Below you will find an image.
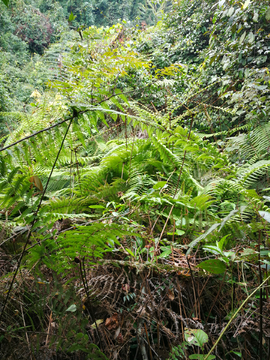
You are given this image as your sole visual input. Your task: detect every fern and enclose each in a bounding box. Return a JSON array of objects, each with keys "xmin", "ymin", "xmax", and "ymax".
[
  {"xmin": 47, "ymin": 223, "xmax": 138, "ymax": 271},
  {"xmin": 225, "ymin": 122, "xmax": 270, "ymax": 162},
  {"xmin": 151, "ymin": 136, "xmax": 181, "ymax": 167},
  {"xmin": 237, "ymin": 160, "xmax": 270, "ymax": 188},
  {"xmin": 41, "ymin": 197, "xmax": 89, "ymax": 215}
]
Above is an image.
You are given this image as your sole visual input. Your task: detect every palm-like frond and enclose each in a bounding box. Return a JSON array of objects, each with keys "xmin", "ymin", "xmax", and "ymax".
[
  {"xmin": 226, "ymin": 122, "xmax": 270, "ymax": 161},
  {"xmin": 237, "ymin": 160, "xmax": 270, "ymax": 188}
]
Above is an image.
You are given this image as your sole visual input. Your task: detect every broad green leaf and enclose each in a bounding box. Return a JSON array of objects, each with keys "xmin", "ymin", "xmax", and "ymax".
[
  {"xmin": 231, "ymin": 351, "xmax": 241, "ymax": 357},
  {"xmin": 158, "ymin": 249, "xmax": 172, "ymax": 258},
  {"xmin": 224, "ymin": 251, "xmax": 236, "ymax": 262},
  {"xmin": 153, "ymin": 181, "xmax": 167, "ymax": 190},
  {"xmin": 1, "ymin": 0, "xmax": 9, "ymax": 6},
  {"xmin": 227, "ymin": 7, "xmax": 234, "ymax": 17},
  {"xmin": 189, "ymin": 356, "xmax": 215, "ymax": 360},
  {"xmin": 239, "ymin": 31, "xmax": 246, "ymax": 44},
  {"xmin": 68, "ymin": 11, "xmax": 76, "ymax": 22},
  {"xmin": 203, "ymin": 245, "xmax": 223, "ymax": 255},
  {"xmin": 189, "ymin": 354, "xmax": 216, "ymax": 360},
  {"xmin": 248, "ymin": 32, "xmax": 255, "ymax": 43},
  {"xmin": 231, "ymin": 24, "xmax": 237, "ymax": 33},
  {"xmin": 217, "ymin": 234, "xmax": 230, "ymax": 252},
  {"xmin": 126, "ymin": 248, "xmax": 135, "ymax": 257},
  {"xmin": 197, "ymin": 259, "xmax": 226, "ymax": 274},
  {"xmin": 66, "ymin": 304, "xmax": 77, "ymax": 312},
  {"xmin": 193, "ymin": 329, "xmax": 208, "ymax": 347},
  {"xmin": 209, "ymin": 55, "xmax": 216, "ymax": 65},
  {"xmin": 242, "ymin": 0, "xmax": 250, "ymax": 10},
  {"xmin": 75, "ymin": 332, "xmax": 84, "ymax": 340},
  {"xmin": 189, "ymin": 355, "xmax": 205, "ymax": 359},
  {"xmin": 167, "ymin": 229, "xmax": 185, "ymax": 236},
  {"xmin": 259, "ymin": 211, "xmax": 270, "ymax": 223},
  {"xmin": 266, "ymin": 7, "xmax": 270, "ymax": 21},
  {"xmin": 101, "ymin": 118, "xmax": 109, "ymax": 127},
  {"xmin": 253, "ymin": 12, "xmax": 259, "ymax": 22},
  {"xmin": 185, "ymin": 328, "xmax": 209, "ymax": 348},
  {"xmin": 89, "ymin": 205, "xmax": 105, "ymax": 209},
  {"xmin": 240, "ymin": 248, "xmax": 257, "ymax": 257}
]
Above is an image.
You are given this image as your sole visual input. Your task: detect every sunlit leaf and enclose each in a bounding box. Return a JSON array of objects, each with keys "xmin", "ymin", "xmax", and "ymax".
[
  {"xmin": 158, "ymin": 249, "xmax": 172, "ymax": 258},
  {"xmin": 167, "ymin": 229, "xmax": 185, "ymax": 236},
  {"xmin": 68, "ymin": 11, "xmax": 76, "ymax": 22},
  {"xmin": 126, "ymin": 248, "xmax": 135, "ymax": 257},
  {"xmin": 242, "ymin": 0, "xmax": 250, "ymax": 10},
  {"xmin": 30, "ymin": 176, "xmax": 43, "ymax": 192},
  {"xmin": 259, "ymin": 211, "xmax": 270, "ymax": 223},
  {"xmin": 266, "ymin": 7, "xmax": 270, "ymax": 21},
  {"xmin": 189, "ymin": 355, "xmax": 215, "ymax": 360},
  {"xmin": 66, "ymin": 304, "xmax": 77, "ymax": 312},
  {"xmin": 153, "ymin": 181, "xmax": 167, "ymax": 190}
]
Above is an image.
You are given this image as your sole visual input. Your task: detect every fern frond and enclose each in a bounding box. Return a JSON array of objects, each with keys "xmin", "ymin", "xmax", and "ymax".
[
  {"xmin": 237, "ymin": 160, "xmax": 270, "ymax": 188},
  {"xmin": 42, "ymin": 197, "xmax": 89, "ymax": 215},
  {"xmin": 55, "ymin": 222, "xmax": 137, "ymax": 267},
  {"xmin": 151, "ymin": 136, "xmax": 180, "ymax": 167}
]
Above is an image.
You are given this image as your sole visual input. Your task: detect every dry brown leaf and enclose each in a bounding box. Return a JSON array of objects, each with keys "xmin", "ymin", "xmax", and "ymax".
[
  {"xmin": 167, "ymin": 289, "xmax": 174, "ymax": 301},
  {"xmin": 105, "ymin": 313, "xmax": 119, "ymax": 330}
]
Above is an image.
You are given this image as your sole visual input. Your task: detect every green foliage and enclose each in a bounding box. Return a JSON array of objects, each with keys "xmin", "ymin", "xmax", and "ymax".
[
  {"xmin": 1, "ymin": 0, "xmax": 9, "ymax": 6},
  {"xmin": 56, "ymin": 223, "xmax": 136, "ymax": 266},
  {"xmin": 205, "ymin": 0, "xmax": 270, "ymax": 76},
  {"xmin": 1, "ymin": 0, "xmax": 270, "ymax": 358},
  {"xmin": 12, "ymin": 3, "xmax": 53, "ymax": 54},
  {"xmin": 168, "ymin": 329, "xmax": 214, "ymax": 360},
  {"xmin": 197, "ymin": 257, "xmax": 227, "ymax": 274}
]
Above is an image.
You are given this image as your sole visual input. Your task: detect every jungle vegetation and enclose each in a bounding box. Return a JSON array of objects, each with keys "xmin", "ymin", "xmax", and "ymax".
[{"xmin": 0, "ymin": 0, "xmax": 270, "ymax": 359}]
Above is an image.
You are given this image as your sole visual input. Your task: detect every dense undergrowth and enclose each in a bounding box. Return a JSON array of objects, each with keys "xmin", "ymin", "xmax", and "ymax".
[{"xmin": 0, "ymin": 0, "xmax": 270, "ymax": 359}]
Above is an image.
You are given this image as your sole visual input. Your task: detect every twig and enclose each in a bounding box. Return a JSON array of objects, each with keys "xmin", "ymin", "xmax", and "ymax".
[
  {"xmin": 0, "ymin": 115, "xmax": 75, "ymax": 152},
  {"xmin": 258, "ymin": 229, "xmax": 263, "ymax": 360},
  {"xmin": 138, "ymin": 319, "xmax": 148, "ymax": 360},
  {"xmin": 204, "ymin": 273, "xmax": 270, "ymax": 360},
  {"xmin": 204, "ymin": 273, "xmax": 226, "ymax": 324},
  {"xmin": 150, "ymin": 206, "xmax": 167, "ymax": 235},
  {"xmin": 20, "ymin": 304, "xmax": 33, "ymax": 360},
  {"xmin": 159, "ymin": 205, "xmax": 174, "ymax": 241},
  {"xmin": 0, "ymin": 87, "xmax": 149, "ymax": 152},
  {"xmin": 77, "ymin": 257, "xmax": 102, "ymax": 347},
  {"xmin": 144, "ymin": 323, "xmax": 153, "ymax": 360},
  {"xmin": 45, "ymin": 311, "xmax": 53, "ymax": 346},
  {"xmin": 173, "ymin": 114, "xmax": 194, "ymax": 198},
  {"xmin": 186, "ymin": 256, "xmax": 198, "ymax": 319}
]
